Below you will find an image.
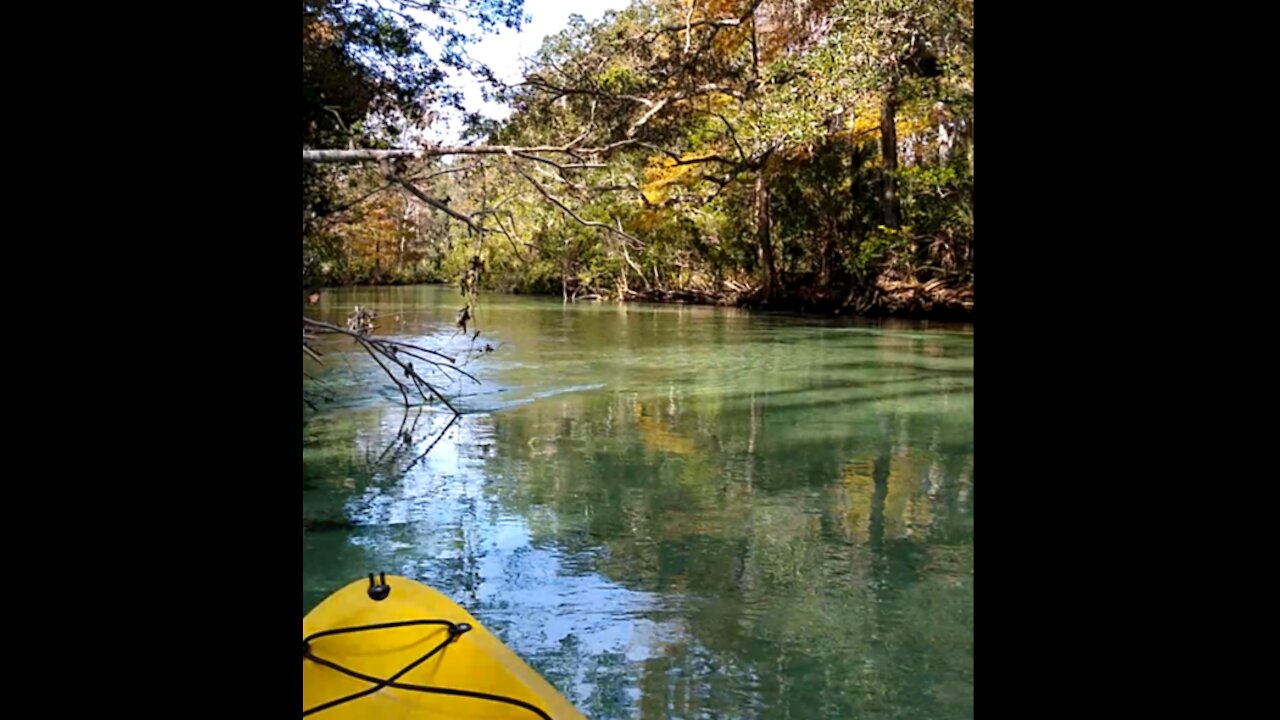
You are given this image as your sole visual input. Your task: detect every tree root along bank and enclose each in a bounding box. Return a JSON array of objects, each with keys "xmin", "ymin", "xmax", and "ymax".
[{"xmin": 614, "ymin": 278, "xmax": 972, "ymax": 320}]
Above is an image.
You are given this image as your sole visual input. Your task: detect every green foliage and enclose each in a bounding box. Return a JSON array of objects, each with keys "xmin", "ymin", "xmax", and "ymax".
[
  {"xmin": 302, "ymin": 0, "xmax": 527, "ymax": 288},
  {"xmin": 897, "ymin": 163, "xmax": 972, "ymax": 249},
  {"xmin": 855, "ymin": 226, "xmax": 912, "ymax": 278},
  {"xmin": 308, "ymin": 0, "xmax": 973, "ymax": 317}
]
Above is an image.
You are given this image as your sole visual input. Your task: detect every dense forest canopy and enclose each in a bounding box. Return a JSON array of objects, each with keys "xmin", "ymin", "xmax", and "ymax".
[{"xmin": 302, "ymin": 0, "xmax": 973, "ymax": 318}]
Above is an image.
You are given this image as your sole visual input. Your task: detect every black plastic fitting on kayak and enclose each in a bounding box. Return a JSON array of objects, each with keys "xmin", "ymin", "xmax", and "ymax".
[{"xmin": 367, "ymin": 572, "xmax": 391, "ymax": 601}]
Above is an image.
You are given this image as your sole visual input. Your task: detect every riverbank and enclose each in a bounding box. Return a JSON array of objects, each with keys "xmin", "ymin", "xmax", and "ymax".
[
  {"xmin": 612, "ymin": 276, "xmax": 973, "ymax": 321},
  {"xmin": 309, "ymin": 277, "xmax": 973, "ymax": 322}
]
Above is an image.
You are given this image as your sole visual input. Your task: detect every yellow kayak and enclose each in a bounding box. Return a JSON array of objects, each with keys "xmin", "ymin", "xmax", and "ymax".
[{"xmin": 303, "ymin": 573, "xmax": 587, "ymax": 719}]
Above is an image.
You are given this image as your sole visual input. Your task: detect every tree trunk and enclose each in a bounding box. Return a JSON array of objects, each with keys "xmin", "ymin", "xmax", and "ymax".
[
  {"xmin": 880, "ymin": 93, "xmax": 901, "ymax": 229},
  {"xmin": 755, "ymin": 172, "xmax": 777, "ymax": 302},
  {"xmin": 963, "ymin": 111, "xmax": 973, "ymax": 271},
  {"xmin": 967, "ymin": 112, "xmax": 973, "ymax": 229},
  {"xmin": 820, "ymin": 228, "xmax": 835, "ymax": 290},
  {"xmin": 398, "ymin": 201, "xmax": 410, "ymax": 271}
]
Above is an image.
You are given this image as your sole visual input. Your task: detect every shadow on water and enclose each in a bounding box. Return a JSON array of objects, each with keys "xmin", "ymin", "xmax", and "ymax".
[{"xmin": 303, "ymin": 285, "xmax": 973, "ymax": 720}]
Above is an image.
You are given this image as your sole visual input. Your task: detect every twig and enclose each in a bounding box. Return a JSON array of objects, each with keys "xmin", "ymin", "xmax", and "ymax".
[
  {"xmin": 357, "ymin": 339, "xmax": 411, "ymax": 406},
  {"xmin": 405, "ymin": 414, "xmax": 460, "ymax": 471},
  {"xmin": 389, "ymin": 173, "xmax": 487, "ymax": 235},
  {"xmin": 302, "ymin": 315, "xmax": 469, "ymax": 413},
  {"xmin": 302, "ymin": 141, "xmax": 637, "ymax": 164},
  {"xmin": 516, "ymin": 167, "xmax": 642, "ymax": 246}
]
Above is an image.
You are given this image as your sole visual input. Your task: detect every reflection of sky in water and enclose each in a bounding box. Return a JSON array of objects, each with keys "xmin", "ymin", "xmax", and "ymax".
[{"xmin": 342, "ymin": 414, "xmax": 681, "ymax": 711}]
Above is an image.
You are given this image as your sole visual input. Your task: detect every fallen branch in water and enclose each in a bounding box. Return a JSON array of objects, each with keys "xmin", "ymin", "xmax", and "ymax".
[{"xmin": 302, "ymin": 310, "xmax": 480, "ymax": 414}]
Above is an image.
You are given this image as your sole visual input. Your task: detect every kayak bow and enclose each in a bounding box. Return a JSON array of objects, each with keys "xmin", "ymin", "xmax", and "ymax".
[{"xmin": 303, "ymin": 573, "xmax": 586, "ymax": 719}]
